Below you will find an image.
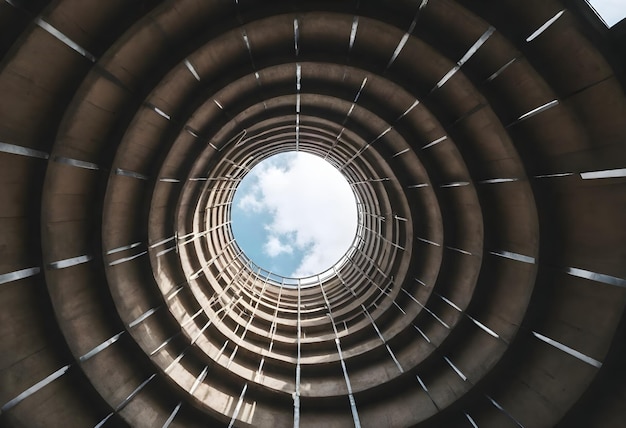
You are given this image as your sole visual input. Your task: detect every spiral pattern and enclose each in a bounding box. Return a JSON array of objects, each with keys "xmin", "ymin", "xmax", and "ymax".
[{"xmin": 1, "ymin": 1, "xmax": 625, "ymax": 427}]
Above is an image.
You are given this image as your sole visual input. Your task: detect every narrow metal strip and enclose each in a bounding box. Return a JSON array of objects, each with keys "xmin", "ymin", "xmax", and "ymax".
[
  {"xmin": 417, "ymin": 237, "xmax": 440, "ymax": 246},
  {"xmin": 490, "ymin": 250, "xmax": 535, "ymax": 264},
  {"xmin": 354, "ymin": 77, "xmax": 368, "ymax": 102},
  {"xmin": 296, "ymin": 63, "xmax": 302, "ymax": 91},
  {"xmin": 242, "ymin": 29, "xmax": 254, "ymax": 60},
  {"xmin": 413, "ymin": 324, "xmax": 431, "ymax": 343},
  {"xmin": 398, "ymin": 99, "xmax": 420, "ymax": 120},
  {"xmin": 401, "ymin": 288, "xmax": 419, "ymax": 304},
  {"xmin": 437, "ymin": 294, "xmax": 462, "ymax": 312},
  {"xmin": 486, "ymin": 395, "xmax": 525, "ymax": 428},
  {"xmin": 416, "ymin": 374, "xmax": 440, "ymax": 411},
  {"xmin": 189, "ymin": 366, "xmax": 208, "ymax": 395},
  {"xmin": 0, "ymin": 142, "xmax": 48, "ymax": 159},
  {"xmin": 79, "ymin": 332, "xmax": 124, "ymax": 362},
  {"xmin": 394, "ymin": 301, "xmax": 406, "ymax": 315},
  {"xmin": 115, "ymin": 374, "xmax": 156, "ymax": 412},
  {"xmin": 444, "ymin": 356, "xmax": 467, "ymax": 381},
  {"xmin": 48, "ymin": 254, "xmax": 92, "ymax": 269},
  {"xmin": 106, "ymin": 242, "xmax": 142, "ymax": 255},
  {"xmin": 185, "ymin": 126, "xmax": 200, "ymax": 138},
  {"xmin": 165, "ymin": 350, "xmax": 187, "ymax": 373},
  {"xmin": 446, "ymin": 246, "xmax": 472, "ymax": 255},
  {"xmin": 465, "ymin": 412, "xmax": 479, "ymax": 428},
  {"xmin": 181, "ymin": 308, "xmax": 204, "ymax": 328},
  {"xmin": 372, "ymin": 126, "xmax": 392, "ymax": 143},
  {"xmin": 478, "ymin": 178, "xmax": 518, "ymax": 184},
  {"xmin": 413, "ymin": 300, "xmax": 450, "ymax": 329},
  {"xmin": 227, "ymin": 384, "xmax": 248, "ymax": 428},
  {"xmin": 191, "ymin": 320, "xmax": 212, "ymax": 344},
  {"xmin": 150, "ymin": 333, "xmax": 180, "ymax": 356},
  {"xmin": 128, "ymin": 307, "xmax": 160, "ymax": 328},
  {"xmin": 532, "ymin": 331, "xmax": 602, "ymax": 368},
  {"xmin": 109, "ymin": 250, "xmax": 147, "ymax": 267},
  {"xmin": 184, "ymin": 59, "xmax": 201, "ymax": 81},
  {"xmin": 94, "ymin": 412, "xmax": 114, "ymax": 428},
  {"xmin": 416, "ymin": 376, "xmax": 429, "ymax": 392},
  {"xmin": 526, "ymin": 10, "xmax": 565, "ymax": 42},
  {"xmin": 1, "ymin": 364, "xmax": 71, "ymax": 412},
  {"xmin": 452, "ymin": 103, "xmax": 486, "ymax": 126},
  {"xmin": 516, "ymin": 100, "xmax": 559, "ymax": 122},
  {"xmin": 486, "ymin": 57, "xmax": 517, "ymax": 82},
  {"xmin": 362, "ymin": 305, "xmax": 386, "ymax": 342},
  {"xmin": 347, "ymin": 392, "xmax": 361, "ymax": 428},
  {"xmin": 466, "ymin": 315, "xmax": 499, "ymax": 339},
  {"xmin": 115, "ymin": 168, "xmax": 148, "ymax": 180},
  {"xmin": 422, "ymin": 135, "xmax": 447, "ymax": 149},
  {"xmin": 565, "ymin": 267, "xmax": 626, "ymax": 287},
  {"xmin": 458, "ymin": 26, "xmax": 495, "ymax": 66},
  {"xmin": 580, "ymin": 168, "xmax": 626, "ymax": 179},
  {"xmin": 349, "ymin": 16, "xmax": 359, "ymax": 50},
  {"xmin": 166, "ymin": 286, "xmax": 185, "ymax": 301},
  {"xmin": 434, "ymin": 65, "xmax": 460, "ymax": 89},
  {"xmin": 0, "ymin": 267, "xmax": 40, "ymax": 285},
  {"xmin": 346, "ymin": 103, "xmax": 356, "ymax": 118},
  {"xmin": 156, "ymin": 246, "xmax": 177, "ymax": 257},
  {"xmin": 392, "ymin": 148, "xmax": 410, "ymax": 158},
  {"xmin": 150, "ymin": 236, "xmax": 175, "ymax": 248},
  {"xmin": 386, "ymin": 344, "xmax": 404, "ymax": 373},
  {"xmin": 387, "ymin": 32, "xmax": 410, "ymax": 68},
  {"xmin": 149, "ymin": 105, "xmax": 170, "ymax": 120},
  {"xmin": 53, "ymin": 155, "xmax": 99, "ymax": 170},
  {"xmin": 440, "ymin": 182, "xmax": 470, "ymax": 188},
  {"xmin": 189, "ymin": 267, "xmax": 204, "ymax": 281},
  {"xmin": 534, "ymin": 172, "xmax": 573, "ymax": 178},
  {"xmin": 36, "ymin": 18, "xmax": 96, "ymax": 62},
  {"xmin": 293, "ymin": 18, "xmax": 300, "ymax": 56},
  {"xmin": 162, "ymin": 402, "xmax": 182, "ymax": 428}
]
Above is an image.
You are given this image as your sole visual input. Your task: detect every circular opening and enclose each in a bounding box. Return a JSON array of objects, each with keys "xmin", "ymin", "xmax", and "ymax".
[{"xmin": 231, "ymin": 151, "xmax": 358, "ymax": 278}]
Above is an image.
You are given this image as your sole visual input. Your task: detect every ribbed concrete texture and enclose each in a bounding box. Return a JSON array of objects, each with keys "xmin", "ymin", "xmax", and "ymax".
[{"xmin": 1, "ymin": 0, "xmax": 625, "ymax": 427}]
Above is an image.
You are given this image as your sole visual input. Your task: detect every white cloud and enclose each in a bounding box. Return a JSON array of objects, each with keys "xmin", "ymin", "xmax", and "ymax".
[
  {"xmin": 264, "ymin": 236, "xmax": 293, "ymax": 257},
  {"xmin": 235, "ymin": 152, "xmax": 358, "ymax": 277},
  {"xmin": 238, "ymin": 193, "xmax": 264, "ymax": 212}
]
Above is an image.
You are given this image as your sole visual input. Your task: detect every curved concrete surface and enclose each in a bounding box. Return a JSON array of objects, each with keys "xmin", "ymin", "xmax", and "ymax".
[{"xmin": 1, "ymin": 1, "xmax": 625, "ymax": 427}]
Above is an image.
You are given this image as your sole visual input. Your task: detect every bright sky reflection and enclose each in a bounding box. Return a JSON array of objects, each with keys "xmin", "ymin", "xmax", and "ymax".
[{"xmin": 587, "ymin": 0, "xmax": 626, "ymax": 27}]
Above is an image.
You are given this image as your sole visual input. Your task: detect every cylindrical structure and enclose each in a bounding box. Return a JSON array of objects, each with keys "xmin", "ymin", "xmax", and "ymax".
[{"xmin": 1, "ymin": 1, "xmax": 625, "ymax": 427}]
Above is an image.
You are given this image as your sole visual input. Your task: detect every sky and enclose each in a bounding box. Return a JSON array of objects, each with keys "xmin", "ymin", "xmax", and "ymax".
[
  {"xmin": 231, "ymin": 152, "xmax": 358, "ymax": 278},
  {"xmin": 588, "ymin": 0, "xmax": 626, "ymax": 27}
]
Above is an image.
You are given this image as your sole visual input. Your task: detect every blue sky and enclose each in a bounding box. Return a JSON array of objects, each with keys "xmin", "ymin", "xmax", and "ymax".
[{"xmin": 231, "ymin": 152, "xmax": 358, "ymax": 278}]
